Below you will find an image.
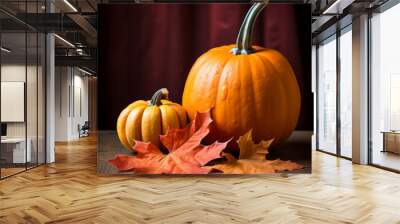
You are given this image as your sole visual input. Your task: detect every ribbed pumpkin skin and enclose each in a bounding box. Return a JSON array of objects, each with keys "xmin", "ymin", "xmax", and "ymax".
[
  {"xmin": 117, "ymin": 99, "xmax": 187, "ymax": 150},
  {"xmin": 182, "ymin": 44, "xmax": 301, "ymax": 146}
]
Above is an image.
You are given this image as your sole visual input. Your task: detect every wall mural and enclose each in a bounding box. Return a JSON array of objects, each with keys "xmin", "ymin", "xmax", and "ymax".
[{"xmin": 97, "ymin": 3, "xmax": 312, "ymax": 174}]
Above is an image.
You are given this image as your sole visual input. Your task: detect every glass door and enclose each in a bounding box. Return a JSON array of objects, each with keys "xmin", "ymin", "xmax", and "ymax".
[
  {"xmin": 339, "ymin": 27, "xmax": 352, "ymax": 158},
  {"xmin": 316, "ymin": 25, "xmax": 353, "ymax": 159},
  {"xmin": 317, "ymin": 35, "xmax": 337, "ymax": 154}
]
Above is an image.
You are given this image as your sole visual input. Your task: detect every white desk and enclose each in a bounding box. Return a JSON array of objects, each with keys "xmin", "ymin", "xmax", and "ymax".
[{"xmin": 1, "ymin": 138, "xmax": 31, "ymax": 163}]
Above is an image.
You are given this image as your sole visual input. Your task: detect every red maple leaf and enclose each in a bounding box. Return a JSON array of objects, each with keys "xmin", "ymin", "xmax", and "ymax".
[{"xmin": 109, "ymin": 111, "xmax": 229, "ymax": 174}]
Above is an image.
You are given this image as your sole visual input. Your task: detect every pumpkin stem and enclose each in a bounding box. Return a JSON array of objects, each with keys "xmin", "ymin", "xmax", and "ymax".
[
  {"xmin": 150, "ymin": 88, "xmax": 169, "ymax": 106},
  {"xmin": 231, "ymin": 1, "xmax": 269, "ymax": 55}
]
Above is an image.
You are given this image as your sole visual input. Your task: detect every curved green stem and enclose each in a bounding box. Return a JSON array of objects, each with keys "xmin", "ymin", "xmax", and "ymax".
[
  {"xmin": 150, "ymin": 88, "xmax": 169, "ymax": 106},
  {"xmin": 231, "ymin": 1, "xmax": 269, "ymax": 55}
]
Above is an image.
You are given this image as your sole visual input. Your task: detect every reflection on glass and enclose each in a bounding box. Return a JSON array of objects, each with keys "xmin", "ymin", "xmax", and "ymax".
[
  {"xmin": 371, "ymin": 3, "xmax": 400, "ymax": 171},
  {"xmin": 318, "ymin": 37, "xmax": 337, "ymax": 154},
  {"xmin": 340, "ymin": 29, "xmax": 352, "ymax": 158},
  {"xmin": 27, "ymin": 31, "xmax": 38, "ymax": 169}
]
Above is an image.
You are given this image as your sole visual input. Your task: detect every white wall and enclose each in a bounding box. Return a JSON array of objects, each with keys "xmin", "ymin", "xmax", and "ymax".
[
  {"xmin": 55, "ymin": 66, "xmax": 89, "ymax": 141},
  {"xmin": 72, "ymin": 73, "xmax": 89, "ymax": 138},
  {"xmin": 1, "ymin": 65, "xmax": 28, "ymax": 140},
  {"xmin": 1, "ymin": 65, "xmax": 42, "ymax": 137},
  {"xmin": 55, "ymin": 66, "xmax": 70, "ymax": 141},
  {"xmin": 1, "ymin": 64, "xmax": 46, "ymax": 163}
]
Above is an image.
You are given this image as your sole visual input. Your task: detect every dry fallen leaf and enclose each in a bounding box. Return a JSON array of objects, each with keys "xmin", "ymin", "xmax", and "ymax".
[
  {"xmin": 109, "ymin": 111, "xmax": 229, "ymax": 174},
  {"xmin": 211, "ymin": 130, "xmax": 303, "ymax": 174}
]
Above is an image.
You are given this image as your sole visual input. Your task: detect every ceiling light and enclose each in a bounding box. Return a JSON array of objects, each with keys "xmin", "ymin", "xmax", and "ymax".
[
  {"xmin": 63, "ymin": 0, "xmax": 78, "ymax": 12},
  {"xmin": 1, "ymin": 47, "xmax": 11, "ymax": 53},
  {"xmin": 76, "ymin": 48, "xmax": 86, "ymax": 56},
  {"xmin": 54, "ymin": 34, "xmax": 75, "ymax": 48},
  {"xmin": 78, "ymin": 67, "xmax": 93, "ymax": 76}
]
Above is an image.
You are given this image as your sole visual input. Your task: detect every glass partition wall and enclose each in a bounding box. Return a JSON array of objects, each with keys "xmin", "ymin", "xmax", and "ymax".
[
  {"xmin": 316, "ymin": 0, "xmax": 400, "ymax": 171},
  {"xmin": 0, "ymin": 3, "xmax": 46, "ymax": 179},
  {"xmin": 370, "ymin": 3, "xmax": 400, "ymax": 171},
  {"xmin": 0, "ymin": 31, "xmax": 27, "ymax": 177},
  {"xmin": 316, "ymin": 26, "xmax": 352, "ymax": 159}
]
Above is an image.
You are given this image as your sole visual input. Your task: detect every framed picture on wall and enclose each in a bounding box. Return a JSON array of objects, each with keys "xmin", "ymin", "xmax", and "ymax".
[{"xmin": 97, "ymin": 2, "xmax": 312, "ymax": 175}]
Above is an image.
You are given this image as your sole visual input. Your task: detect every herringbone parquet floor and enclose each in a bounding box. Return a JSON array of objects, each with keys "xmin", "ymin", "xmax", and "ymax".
[{"xmin": 1, "ymin": 134, "xmax": 400, "ymax": 224}]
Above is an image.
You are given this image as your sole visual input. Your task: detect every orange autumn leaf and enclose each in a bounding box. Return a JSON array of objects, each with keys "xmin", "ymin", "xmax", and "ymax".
[
  {"xmin": 109, "ymin": 111, "xmax": 229, "ymax": 174},
  {"xmin": 211, "ymin": 130, "xmax": 303, "ymax": 174}
]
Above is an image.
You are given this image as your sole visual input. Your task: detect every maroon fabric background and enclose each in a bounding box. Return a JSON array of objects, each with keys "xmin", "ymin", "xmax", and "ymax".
[{"xmin": 98, "ymin": 4, "xmax": 312, "ymax": 131}]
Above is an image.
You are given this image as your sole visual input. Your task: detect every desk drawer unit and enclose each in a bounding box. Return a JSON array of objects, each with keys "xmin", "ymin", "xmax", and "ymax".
[
  {"xmin": 0, "ymin": 139, "xmax": 31, "ymax": 164},
  {"xmin": 383, "ymin": 132, "xmax": 400, "ymax": 154}
]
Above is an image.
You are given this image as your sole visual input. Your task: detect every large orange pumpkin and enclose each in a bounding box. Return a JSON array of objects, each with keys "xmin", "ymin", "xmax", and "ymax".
[
  {"xmin": 182, "ymin": 2, "xmax": 301, "ymax": 146},
  {"xmin": 117, "ymin": 88, "xmax": 187, "ymax": 150}
]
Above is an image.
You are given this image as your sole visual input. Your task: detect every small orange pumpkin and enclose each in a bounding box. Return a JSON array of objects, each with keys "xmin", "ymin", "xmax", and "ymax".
[
  {"xmin": 182, "ymin": 3, "xmax": 301, "ymax": 145},
  {"xmin": 117, "ymin": 88, "xmax": 187, "ymax": 150}
]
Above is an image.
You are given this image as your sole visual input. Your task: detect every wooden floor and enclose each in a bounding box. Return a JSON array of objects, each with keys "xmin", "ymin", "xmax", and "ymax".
[
  {"xmin": 1, "ymin": 135, "xmax": 400, "ymax": 223},
  {"xmin": 1, "ymin": 167, "xmax": 26, "ymax": 178},
  {"xmin": 372, "ymin": 150, "xmax": 400, "ymax": 171}
]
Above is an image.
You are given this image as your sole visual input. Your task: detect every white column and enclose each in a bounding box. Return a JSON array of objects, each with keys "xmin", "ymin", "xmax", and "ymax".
[
  {"xmin": 45, "ymin": 0, "xmax": 56, "ymax": 163},
  {"xmin": 352, "ymin": 14, "xmax": 369, "ymax": 164},
  {"xmin": 46, "ymin": 33, "xmax": 55, "ymax": 163}
]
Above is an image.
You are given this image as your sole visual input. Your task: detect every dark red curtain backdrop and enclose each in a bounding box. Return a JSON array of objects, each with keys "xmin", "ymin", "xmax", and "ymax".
[{"xmin": 98, "ymin": 4, "xmax": 312, "ymax": 130}]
